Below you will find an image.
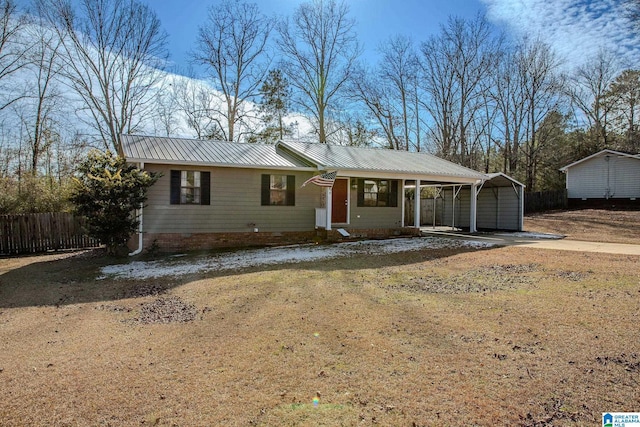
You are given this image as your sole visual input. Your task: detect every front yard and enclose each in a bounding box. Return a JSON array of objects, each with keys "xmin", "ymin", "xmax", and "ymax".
[{"xmin": 0, "ymin": 210, "xmax": 638, "ymax": 426}]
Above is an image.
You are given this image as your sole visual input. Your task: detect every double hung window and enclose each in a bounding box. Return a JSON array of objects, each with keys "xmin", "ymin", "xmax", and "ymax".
[
  {"xmin": 261, "ymin": 174, "xmax": 295, "ymax": 206},
  {"xmin": 170, "ymin": 170, "xmax": 211, "ymax": 205}
]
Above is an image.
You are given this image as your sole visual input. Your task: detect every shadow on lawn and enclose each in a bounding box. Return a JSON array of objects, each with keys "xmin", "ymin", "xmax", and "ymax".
[
  {"xmin": 0, "ymin": 249, "xmax": 136, "ymax": 309},
  {"xmin": 0, "ymin": 244, "xmax": 493, "ymax": 309}
]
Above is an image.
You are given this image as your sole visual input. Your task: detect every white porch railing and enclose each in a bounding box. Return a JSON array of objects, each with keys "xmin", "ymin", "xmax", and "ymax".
[{"xmin": 315, "ymin": 208, "xmax": 327, "ymax": 228}]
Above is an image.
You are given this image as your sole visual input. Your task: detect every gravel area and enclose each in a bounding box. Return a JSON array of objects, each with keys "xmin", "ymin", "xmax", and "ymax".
[
  {"xmin": 390, "ymin": 263, "xmax": 541, "ymax": 294},
  {"xmin": 132, "ymin": 296, "xmax": 199, "ymax": 324}
]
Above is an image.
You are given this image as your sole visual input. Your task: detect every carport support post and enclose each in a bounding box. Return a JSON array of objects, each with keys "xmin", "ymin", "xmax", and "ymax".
[
  {"xmin": 325, "ymin": 186, "xmax": 332, "ymax": 231},
  {"xmin": 470, "ymin": 182, "xmax": 479, "ymax": 233},
  {"xmin": 401, "ymin": 180, "xmax": 406, "ymax": 227},
  {"xmin": 414, "ymin": 179, "xmax": 421, "ymax": 228}
]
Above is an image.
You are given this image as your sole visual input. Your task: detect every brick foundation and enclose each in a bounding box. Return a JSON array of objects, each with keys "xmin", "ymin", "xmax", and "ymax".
[{"xmin": 130, "ymin": 227, "xmax": 421, "ymax": 253}]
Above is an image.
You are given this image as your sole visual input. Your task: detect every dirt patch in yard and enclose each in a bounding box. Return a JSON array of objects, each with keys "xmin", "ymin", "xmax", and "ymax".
[
  {"xmin": 525, "ymin": 209, "xmax": 640, "ymax": 244},
  {"xmin": 388, "ymin": 263, "xmax": 541, "ymax": 294},
  {"xmin": 0, "ymin": 210, "xmax": 639, "ymax": 426}
]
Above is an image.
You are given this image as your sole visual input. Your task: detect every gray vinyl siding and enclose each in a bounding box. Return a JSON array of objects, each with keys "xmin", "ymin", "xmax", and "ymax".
[
  {"xmin": 143, "ymin": 164, "xmax": 321, "ymax": 233},
  {"xmin": 566, "ymin": 156, "xmax": 609, "ymax": 199},
  {"xmin": 567, "ymin": 155, "xmax": 640, "ymax": 199},
  {"xmin": 441, "ymin": 185, "xmax": 522, "ymax": 231},
  {"xmin": 441, "ymin": 188, "xmax": 471, "ymax": 228},
  {"xmin": 611, "ymin": 157, "xmax": 640, "ymax": 198},
  {"xmin": 477, "ymin": 187, "xmax": 521, "ymax": 231},
  {"xmin": 349, "ymin": 204, "xmax": 402, "ymax": 229},
  {"xmin": 348, "ymin": 180, "xmax": 403, "ymax": 229}
]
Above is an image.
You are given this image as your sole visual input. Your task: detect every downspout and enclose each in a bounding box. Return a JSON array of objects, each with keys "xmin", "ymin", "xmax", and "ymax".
[
  {"xmin": 129, "ymin": 162, "xmax": 145, "ymax": 256},
  {"xmin": 605, "ymin": 155, "xmax": 610, "ymax": 199}
]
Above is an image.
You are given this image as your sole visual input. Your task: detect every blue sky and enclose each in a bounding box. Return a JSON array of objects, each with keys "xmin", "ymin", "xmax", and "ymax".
[
  {"xmin": 149, "ymin": 0, "xmax": 640, "ymax": 74},
  {"xmin": 16, "ymin": 0, "xmax": 640, "ymax": 72},
  {"xmin": 153, "ymin": 0, "xmax": 484, "ymax": 73}
]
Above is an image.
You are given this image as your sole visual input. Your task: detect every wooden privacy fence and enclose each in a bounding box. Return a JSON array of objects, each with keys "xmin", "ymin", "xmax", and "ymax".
[
  {"xmin": 525, "ymin": 189, "xmax": 567, "ymax": 214},
  {"xmin": 0, "ymin": 212, "xmax": 100, "ymax": 255}
]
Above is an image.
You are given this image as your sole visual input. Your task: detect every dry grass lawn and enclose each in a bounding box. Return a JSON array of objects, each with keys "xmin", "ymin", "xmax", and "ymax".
[
  {"xmin": 525, "ymin": 208, "xmax": 640, "ymax": 244},
  {"xmin": 0, "ymin": 209, "xmax": 639, "ymax": 426}
]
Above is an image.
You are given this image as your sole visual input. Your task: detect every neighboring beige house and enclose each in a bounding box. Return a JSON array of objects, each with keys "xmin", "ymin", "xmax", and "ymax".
[
  {"xmin": 560, "ymin": 149, "xmax": 640, "ymax": 208},
  {"xmin": 122, "ymin": 135, "xmax": 523, "ymax": 252}
]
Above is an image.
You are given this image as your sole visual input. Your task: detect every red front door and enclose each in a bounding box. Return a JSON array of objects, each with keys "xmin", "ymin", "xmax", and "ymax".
[{"xmin": 331, "ymin": 179, "xmax": 348, "ymax": 223}]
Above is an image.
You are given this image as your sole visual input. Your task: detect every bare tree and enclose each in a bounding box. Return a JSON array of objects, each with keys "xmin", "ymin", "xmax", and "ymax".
[
  {"xmin": 19, "ymin": 17, "xmax": 63, "ymax": 174},
  {"xmin": 153, "ymin": 90, "xmax": 179, "ymax": 137},
  {"xmin": 37, "ymin": 0, "xmax": 168, "ymax": 154},
  {"xmin": 0, "ymin": 0, "xmax": 29, "ymax": 111},
  {"xmin": 604, "ymin": 69, "xmax": 640, "ymax": 152},
  {"xmin": 420, "ymin": 34, "xmax": 456, "ymax": 159},
  {"xmin": 378, "ymin": 34, "xmax": 420, "ymax": 151},
  {"xmin": 568, "ymin": 50, "xmax": 619, "ymax": 150},
  {"xmin": 490, "ymin": 47, "xmax": 529, "ymax": 174},
  {"xmin": 420, "ymin": 15, "xmax": 500, "ymax": 167},
  {"xmin": 348, "ymin": 65, "xmax": 401, "ymax": 149},
  {"xmin": 193, "ymin": 1, "xmax": 272, "ymax": 142},
  {"xmin": 150, "ymin": 72, "xmax": 183, "ymax": 138},
  {"xmin": 171, "ymin": 76, "xmax": 224, "ymax": 140},
  {"xmin": 518, "ymin": 38, "xmax": 564, "ymax": 190},
  {"xmin": 277, "ymin": 0, "xmax": 360, "ymax": 143},
  {"xmin": 342, "ymin": 114, "xmax": 376, "ymax": 147}
]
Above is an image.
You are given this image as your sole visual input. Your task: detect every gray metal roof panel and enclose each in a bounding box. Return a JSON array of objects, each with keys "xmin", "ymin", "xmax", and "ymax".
[
  {"xmin": 122, "ymin": 135, "xmax": 488, "ymax": 180},
  {"xmin": 559, "ymin": 149, "xmax": 640, "ymax": 171},
  {"xmin": 122, "ymin": 135, "xmax": 308, "ymax": 169},
  {"xmin": 485, "ymin": 172, "xmax": 525, "ymax": 188},
  {"xmin": 279, "ymin": 140, "xmax": 486, "ymax": 179}
]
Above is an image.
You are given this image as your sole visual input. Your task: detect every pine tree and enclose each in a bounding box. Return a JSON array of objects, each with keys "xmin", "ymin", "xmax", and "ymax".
[{"xmin": 256, "ymin": 69, "xmax": 293, "ymax": 143}]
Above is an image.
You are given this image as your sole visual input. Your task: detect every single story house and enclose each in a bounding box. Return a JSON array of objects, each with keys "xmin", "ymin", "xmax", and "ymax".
[
  {"xmin": 560, "ymin": 149, "xmax": 640, "ymax": 208},
  {"xmin": 122, "ymin": 135, "xmax": 524, "ymax": 252}
]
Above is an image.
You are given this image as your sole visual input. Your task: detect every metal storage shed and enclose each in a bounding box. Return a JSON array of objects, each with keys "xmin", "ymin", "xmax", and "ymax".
[{"xmin": 434, "ymin": 173, "xmax": 525, "ymax": 231}]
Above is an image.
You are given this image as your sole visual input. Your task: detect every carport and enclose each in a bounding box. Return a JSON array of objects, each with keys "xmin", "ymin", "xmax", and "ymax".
[{"xmin": 414, "ymin": 173, "xmax": 525, "ymax": 232}]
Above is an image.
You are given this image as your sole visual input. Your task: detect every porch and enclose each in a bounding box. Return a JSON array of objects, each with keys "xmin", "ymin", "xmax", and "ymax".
[{"xmin": 314, "ymin": 174, "xmax": 524, "ymax": 233}]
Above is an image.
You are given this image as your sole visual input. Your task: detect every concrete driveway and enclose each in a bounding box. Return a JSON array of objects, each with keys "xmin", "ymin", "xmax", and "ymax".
[{"xmin": 421, "ymin": 229, "xmax": 640, "ymax": 256}]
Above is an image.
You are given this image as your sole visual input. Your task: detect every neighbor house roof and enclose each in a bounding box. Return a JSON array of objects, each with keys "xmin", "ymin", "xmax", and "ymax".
[
  {"xmin": 121, "ymin": 134, "xmax": 314, "ymax": 170},
  {"xmin": 277, "ymin": 140, "xmax": 486, "ymax": 181},
  {"xmin": 559, "ymin": 149, "xmax": 640, "ymax": 172}
]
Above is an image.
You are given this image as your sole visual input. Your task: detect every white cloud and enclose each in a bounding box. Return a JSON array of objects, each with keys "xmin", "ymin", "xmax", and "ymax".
[{"xmin": 481, "ymin": 0, "xmax": 640, "ymax": 70}]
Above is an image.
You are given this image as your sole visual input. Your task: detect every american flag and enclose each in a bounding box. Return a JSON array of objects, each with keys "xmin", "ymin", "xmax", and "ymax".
[{"xmin": 301, "ymin": 171, "xmax": 338, "ymax": 188}]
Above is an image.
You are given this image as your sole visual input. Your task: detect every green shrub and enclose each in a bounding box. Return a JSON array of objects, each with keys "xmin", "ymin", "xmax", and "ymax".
[{"xmin": 69, "ymin": 150, "xmax": 159, "ymax": 255}]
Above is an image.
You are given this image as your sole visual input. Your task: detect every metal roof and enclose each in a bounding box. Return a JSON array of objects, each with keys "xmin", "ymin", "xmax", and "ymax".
[
  {"xmin": 121, "ymin": 135, "xmax": 310, "ymax": 170},
  {"xmin": 121, "ymin": 135, "xmax": 488, "ymax": 181},
  {"xmin": 559, "ymin": 149, "xmax": 640, "ymax": 172},
  {"xmin": 485, "ymin": 172, "xmax": 525, "ymax": 188},
  {"xmin": 278, "ymin": 140, "xmax": 486, "ymax": 180}
]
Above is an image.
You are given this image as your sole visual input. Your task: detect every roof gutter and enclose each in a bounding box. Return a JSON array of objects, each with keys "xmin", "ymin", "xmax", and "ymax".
[{"xmin": 124, "ymin": 157, "xmax": 318, "ymax": 172}]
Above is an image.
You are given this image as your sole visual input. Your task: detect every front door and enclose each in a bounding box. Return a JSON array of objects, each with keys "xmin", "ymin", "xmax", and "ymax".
[{"xmin": 331, "ymin": 179, "xmax": 348, "ymax": 223}]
